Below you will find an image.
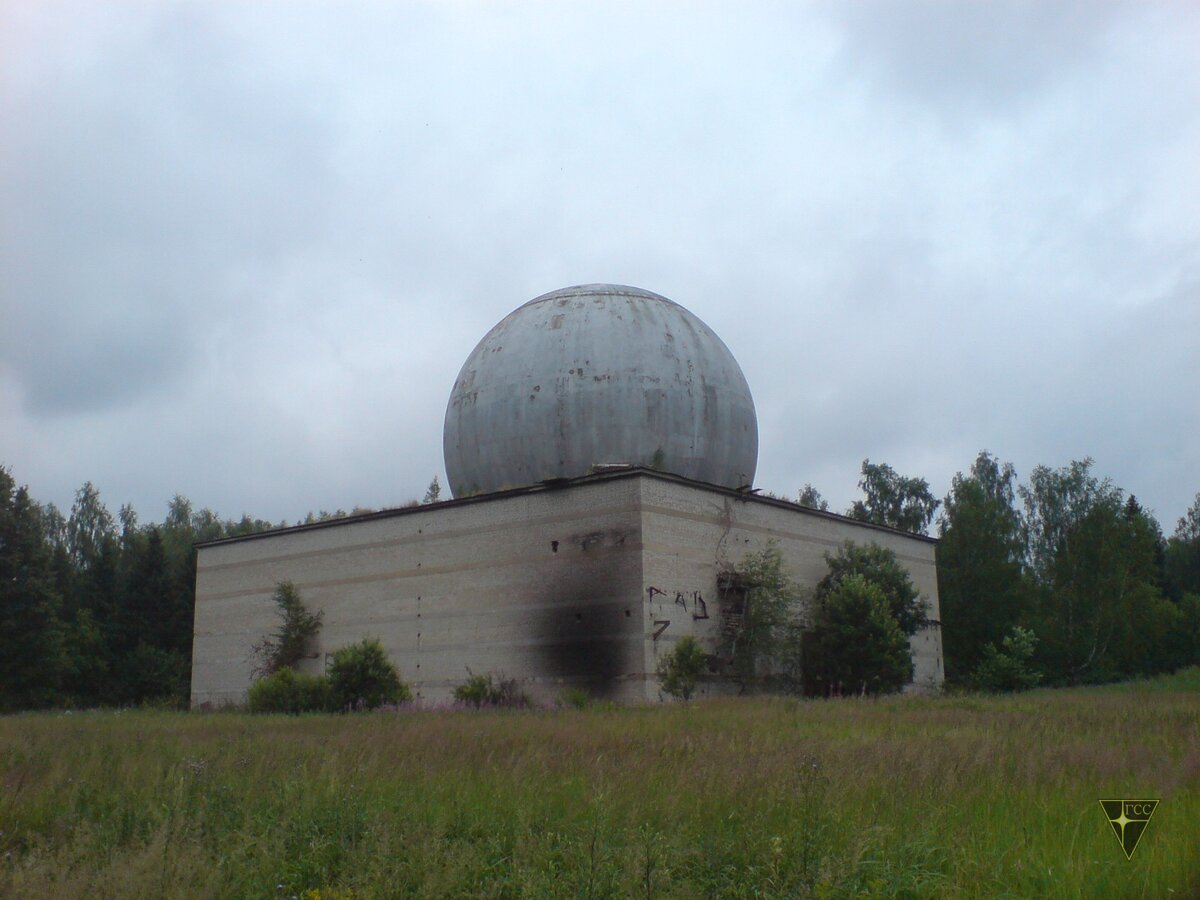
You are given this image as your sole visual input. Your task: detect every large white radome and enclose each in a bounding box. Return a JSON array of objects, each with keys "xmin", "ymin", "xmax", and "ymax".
[{"xmin": 443, "ymin": 284, "xmax": 758, "ymax": 497}]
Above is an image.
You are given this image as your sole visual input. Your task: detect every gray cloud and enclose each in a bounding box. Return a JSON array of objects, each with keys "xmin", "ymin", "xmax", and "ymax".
[
  {"xmin": 1, "ymin": 3, "xmax": 335, "ymax": 413},
  {"xmin": 828, "ymin": 1, "xmax": 1128, "ymax": 119},
  {"xmin": 0, "ymin": 1, "xmax": 1197, "ymax": 531}
]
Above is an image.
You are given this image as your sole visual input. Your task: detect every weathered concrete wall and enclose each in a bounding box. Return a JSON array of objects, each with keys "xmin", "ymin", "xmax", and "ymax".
[
  {"xmin": 191, "ymin": 470, "xmax": 943, "ymax": 707},
  {"xmin": 192, "ymin": 478, "xmax": 647, "ymax": 706},
  {"xmin": 635, "ymin": 477, "xmax": 943, "ymax": 700}
]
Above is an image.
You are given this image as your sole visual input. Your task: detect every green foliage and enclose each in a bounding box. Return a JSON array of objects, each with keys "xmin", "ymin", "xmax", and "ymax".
[
  {"xmin": 1020, "ymin": 459, "xmax": 1168, "ymax": 684},
  {"xmin": 122, "ymin": 641, "xmax": 190, "ymax": 708},
  {"xmin": 796, "ymin": 483, "xmax": 828, "ymax": 511},
  {"xmin": 720, "ymin": 542, "xmax": 922, "ymax": 696},
  {"xmin": 1165, "ymin": 492, "xmax": 1200, "ymax": 600},
  {"xmin": 4, "ymin": 451, "xmax": 1199, "ymax": 715},
  {"xmin": 453, "ymin": 672, "xmax": 493, "ymax": 707},
  {"xmin": 718, "ymin": 545, "xmax": 800, "ymax": 688},
  {"xmin": 935, "ymin": 454, "xmax": 1200, "ymax": 688},
  {"xmin": 422, "ymin": 476, "xmax": 442, "ymax": 504},
  {"xmin": 0, "ymin": 462, "xmax": 290, "ymax": 711},
  {"xmin": 1020, "ymin": 458, "xmax": 1118, "ymax": 582},
  {"xmin": 120, "ymin": 529, "xmax": 172, "ymax": 677},
  {"xmin": 937, "ymin": 451, "xmax": 1027, "ymax": 680},
  {"xmin": 1, "ymin": 677, "xmax": 1200, "ymax": 896},
  {"xmin": 66, "ymin": 481, "xmax": 117, "ymax": 569},
  {"xmin": 452, "ymin": 670, "xmax": 531, "ymax": 708},
  {"xmin": 972, "ymin": 626, "xmax": 1042, "ymax": 693},
  {"xmin": 247, "ymin": 667, "xmax": 334, "ymax": 714},
  {"xmin": 848, "ymin": 459, "xmax": 940, "ymax": 534},
  {"xmin": 1171, "ymin": 593, "xmax": 1200, "ymax": 669},
  {"xmin": 0, "ymin": 469, "xmax": 69, "ymax": 710},
  {"xmin": 558, "ymin": 687, "xmax": 593, "ymax": 709},
  {"xmin": 60, "ymin": 607, "xmax": 110, "ymax": 706},
  {"xmin": 805, "ymin": 574, "xmax": 912, "ymax": 696},
  {"xmin": 817, "ymin": 541, "xmax": 927, "ymax": 635},
  {"xmin": 251, "ymin": 581, "xmax": 324, "ymax": 678},
  {"xmin": 656, "ymin": 636, "xmax": 707, "ymax": 700},
  {"xmin": 328, "ymin": 638, "xmax": 410, "ymax": 710}
]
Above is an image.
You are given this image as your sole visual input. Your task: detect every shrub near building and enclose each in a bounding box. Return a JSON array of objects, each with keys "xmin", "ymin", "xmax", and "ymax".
[
  {"xmin": 801, "ymin": 543, "xmax": 925, "ymax": 696},
  {"xmin": 452, "ymin": 670, "xmax": 531, "ymax": 708},
  {"xmin": 656, "ymin": 636, "xmax": 707, "ymax": 700},
  {"xmin": 327, "ymin": 638, "xmax": 410, "ymax": 710},
  {"xmin": 248, "ymin": 641, "xmax": 410, "ymax": 714},
  {"xmin": 245, "ymin": 582, "xmax": 410, "ymax": 713},
  {"xmin": 247, "ymin": 667, "xmax": 334, "ymax": 714}
]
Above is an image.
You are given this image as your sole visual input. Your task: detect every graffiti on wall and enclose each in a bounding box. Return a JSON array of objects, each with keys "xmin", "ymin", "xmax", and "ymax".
[{"xmin": 646, "ymin": 585, "xmax": 710, "ymax": 640}]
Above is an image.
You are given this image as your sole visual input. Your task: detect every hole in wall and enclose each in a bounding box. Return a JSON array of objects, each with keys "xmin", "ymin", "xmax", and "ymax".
[{"xmin": 551, "ymin": 540, "xmax": 559, "ymax": 553}]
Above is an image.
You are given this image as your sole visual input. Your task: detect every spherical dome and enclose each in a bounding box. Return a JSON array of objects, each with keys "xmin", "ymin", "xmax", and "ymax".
[{"xmin": 443, "ymin": 284, "xmax": 758, "ymax": 497}]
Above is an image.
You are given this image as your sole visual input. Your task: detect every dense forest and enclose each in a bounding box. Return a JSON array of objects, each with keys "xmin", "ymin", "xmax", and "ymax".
[
  {"xmin": 829, "ymin": 455, "xmax": 1200, "ymax": 687},
  {"xmin": 2, "ymin": 455, "xmax": 1198, "ymax": 711}
]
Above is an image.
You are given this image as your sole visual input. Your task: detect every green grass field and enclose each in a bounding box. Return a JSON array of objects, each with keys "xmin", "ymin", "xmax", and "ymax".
[{"xmin": 2, "ymin": 670, "xmax": 1197, "ymax": 898}]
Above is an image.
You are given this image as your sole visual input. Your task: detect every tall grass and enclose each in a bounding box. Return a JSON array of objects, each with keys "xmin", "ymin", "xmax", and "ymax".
[{"xmin": 2, "ymin": 670, "xmax": 1197, "ymax": 898}]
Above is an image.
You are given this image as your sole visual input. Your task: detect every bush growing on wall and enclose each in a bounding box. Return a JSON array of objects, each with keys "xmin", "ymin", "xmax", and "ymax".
[
  {"xmin": 327, "ymin": 638, "xmax": 410, "ymax": 710},
  {"xmin": 718, "ymin": 545, "xmax": 800, "ymax": 689},
  {"xmin": 250, "ymin": 581, "xmax": 323, "ymax": 677}
]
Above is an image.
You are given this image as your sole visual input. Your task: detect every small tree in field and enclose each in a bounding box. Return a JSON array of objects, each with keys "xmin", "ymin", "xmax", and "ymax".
[
  {"xmin": 816, "ymin": 542, "xmax": 927, "ymax": 636},
  {"xmin": 328, "ymin": 638, "xmax": 410, "ymax": 710},
  {"xmin": 250, "ymin": 581, "xmax": 323, "ymax": 677},
  {"xmin": 972, "ymin": 626, "xmax": 1042, "ymax": 693},
  {"xmin": 805, "ymin": 574, "xmax": 913, "ymax": 696},
  {"xmin": 657, "ymin": 636, "xmax": 707, "ymax": 700}
]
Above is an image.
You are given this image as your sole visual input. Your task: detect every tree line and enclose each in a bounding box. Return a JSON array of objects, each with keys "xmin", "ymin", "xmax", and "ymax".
[
  {"xmin": 802, "ymin": 455, "xmax": 1200, "ymax": 688},
  {"xmin": 0, "ymin": 467, "xmax": 443, "ymax": 712},
  {"xmin": 0, "ymin": 471, "xmax": 288, "ymax": 710},
  {"xmin": 2, "ymin": 453, "xmax": 1198, "ymax": 711}
]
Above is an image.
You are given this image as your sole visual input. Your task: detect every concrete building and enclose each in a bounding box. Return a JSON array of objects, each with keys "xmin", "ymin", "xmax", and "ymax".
[
  {"xmin": 189, "ymin": 283, "xmax": 944, "ymax": 705},
  {"xmin": 190, "ymin": 468, "xmax": 942, "ymax": 706}
]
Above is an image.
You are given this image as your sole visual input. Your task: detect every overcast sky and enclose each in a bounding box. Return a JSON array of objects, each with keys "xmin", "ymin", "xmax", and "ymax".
[{"xmin": 2, "ymin": 1, "xmax": 1197, "ymax": 532}]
